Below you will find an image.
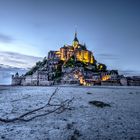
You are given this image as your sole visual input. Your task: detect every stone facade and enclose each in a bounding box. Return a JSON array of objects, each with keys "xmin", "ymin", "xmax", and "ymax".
[
  {"xmin": 127, "ymin": 76, "xmax": 140, "ymax": 86},
  {"xmin": 12, "ymin": 71, "xmax": 53, "ymax": 86},
  {"xmin": 101, "ymin": 80, "xmax": 120, "ymax": 86},
  {"xmin": 11, "ymin": 73, "xmax": 24, "ymax": 86},
  {"xmin": 120, "ymin": 77, "xmax": 128, "ymax": 86}
]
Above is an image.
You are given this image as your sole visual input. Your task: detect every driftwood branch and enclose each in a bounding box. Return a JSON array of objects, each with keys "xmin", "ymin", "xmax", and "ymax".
[
  {"xmin": 11, "ymin": 95, "xmax": 31, "ymax": 102},
  {"xmin": 0, "ymin": 88, "xmax": 74, "ymax": 123}
]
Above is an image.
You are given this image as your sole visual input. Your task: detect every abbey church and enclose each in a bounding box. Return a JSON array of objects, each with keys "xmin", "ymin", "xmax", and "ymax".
[{"xmin": 48, "ymin": 32, "xmax": 94, "ymax": 64}]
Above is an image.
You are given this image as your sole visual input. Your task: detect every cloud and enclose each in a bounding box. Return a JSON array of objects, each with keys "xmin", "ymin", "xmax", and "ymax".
[
  {"xmin": 0, "ymin": 65, "xmax": 27, "ymax": 85},
  {"xmin": 95, "ymin": 53, "xmax": 120, "ymax": 70},
  {"xmin": 0, "ymin": 33, "xmax": 14, "ymax": 43},
  {"xmin": 119, "ymin": 70, "xmax": 140, "ymax": 76},
  {"xmin": 96, "ymin": 53, "xmax": 119, "ymax": 60},
  {"xmin": 0, "ymin": 51, "xmax": 43, "ymax": 68},
  {"xmin": 0, "ymin": 51, "xmax": 43, "ymax": 85}
]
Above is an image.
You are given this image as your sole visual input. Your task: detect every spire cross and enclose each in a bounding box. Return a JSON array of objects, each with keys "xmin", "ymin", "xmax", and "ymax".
[
  {"xmin": 75, "ymin": 31, "xmax": 77, "ymax": 38},
  {"xmin": 75, "ymin": 26, "xmax": 77, "ymax": 38}
]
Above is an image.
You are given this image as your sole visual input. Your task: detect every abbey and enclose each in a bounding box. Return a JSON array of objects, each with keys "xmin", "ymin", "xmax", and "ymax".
[
  {"xmin": 12, "ymin": 32, "xmax": 126, "ymax": 86},
  {"xmin": 48, "ymin": 32, "xmax": 94, "ymax": 64}
]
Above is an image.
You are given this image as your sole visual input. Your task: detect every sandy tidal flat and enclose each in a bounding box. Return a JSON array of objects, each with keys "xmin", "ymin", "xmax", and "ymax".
[{"xmin": 0, "ymin": 86, "xmax": 140, "ymax": 140}]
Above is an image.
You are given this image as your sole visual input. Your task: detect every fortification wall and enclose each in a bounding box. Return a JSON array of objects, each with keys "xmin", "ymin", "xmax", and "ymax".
[{"xmin": 39, "ymin": 80, "xmax": 54, "ymax": 86}]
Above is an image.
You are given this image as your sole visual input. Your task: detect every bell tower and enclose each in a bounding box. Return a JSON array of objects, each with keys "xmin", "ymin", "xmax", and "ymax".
[{"xmin": 73, "ymin": 31, "xmax": 79, "ymax": 49}]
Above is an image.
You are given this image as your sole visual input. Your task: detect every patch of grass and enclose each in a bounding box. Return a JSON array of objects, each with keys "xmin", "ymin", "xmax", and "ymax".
[{"xmin": 89, "ymin": 100, "xmax": 111, "ymax": 108}]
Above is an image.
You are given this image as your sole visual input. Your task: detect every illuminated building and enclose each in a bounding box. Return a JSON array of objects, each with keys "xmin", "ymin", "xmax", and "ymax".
[{"xmin": 58, "ymin": 32, "xmax": 95, "ymax": 64}]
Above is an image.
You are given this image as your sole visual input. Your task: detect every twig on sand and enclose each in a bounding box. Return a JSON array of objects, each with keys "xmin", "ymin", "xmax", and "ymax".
[
  {"xmin": 0, "ymin": 88, "xmax": 74, "ymax": 123},
  {"xmin": 11, "ymin": 95, "xmax": 31, "ymax": 102}
]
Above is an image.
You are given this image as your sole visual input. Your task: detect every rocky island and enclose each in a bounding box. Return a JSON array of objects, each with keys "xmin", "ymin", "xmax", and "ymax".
[{"xmin": 12, "ymin": 32, "xmax": 140, "ymax": 86}]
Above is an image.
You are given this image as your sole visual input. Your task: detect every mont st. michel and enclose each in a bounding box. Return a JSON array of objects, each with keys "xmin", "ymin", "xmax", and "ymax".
[{"xmin": 11, "ymin": 32, "xmax": 140, "ymax": 86}]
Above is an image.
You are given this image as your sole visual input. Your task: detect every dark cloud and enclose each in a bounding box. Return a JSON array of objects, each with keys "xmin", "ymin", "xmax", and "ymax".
[
  {"xmin": 0, "ymin": 51, "xmax": 43, "ymax": 68},
  {"xmin": 0, "ymin": 33, "xmax": 14, "ymax": 43}
]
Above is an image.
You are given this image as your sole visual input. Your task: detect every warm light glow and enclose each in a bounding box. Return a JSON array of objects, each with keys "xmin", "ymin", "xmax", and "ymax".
[
  {"xmin": 58, "ymin": 35, "xmax": 95, "ymax": 65},
  {"xmin": 75, "ymin": 50, "xmax": 94, "ymax": 64},
  {"xmin": 102, "ymin": 75, "xmax": 110, "ymax": 81}
]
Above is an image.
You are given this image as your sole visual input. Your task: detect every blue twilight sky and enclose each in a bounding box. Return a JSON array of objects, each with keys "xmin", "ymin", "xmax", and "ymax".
[{"xmin": 0, "ymin": 0, "xmax": 140, "ymax": 84}]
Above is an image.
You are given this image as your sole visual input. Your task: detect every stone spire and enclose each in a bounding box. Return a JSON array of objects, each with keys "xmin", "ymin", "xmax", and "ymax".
[{"xmin": 73, "ymin": 30, "xmax": 79, "ymax": 43}]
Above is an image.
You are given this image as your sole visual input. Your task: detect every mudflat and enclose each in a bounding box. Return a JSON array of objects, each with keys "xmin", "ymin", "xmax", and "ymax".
[{"xmin": 0, "ymin": 86, "xmax": 140, "ymax": 140}]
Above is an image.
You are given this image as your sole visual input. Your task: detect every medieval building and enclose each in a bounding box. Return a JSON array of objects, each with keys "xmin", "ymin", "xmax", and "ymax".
[{"xmin": 47, "ymin": 32, "xmax": 95, "ymax": 64}]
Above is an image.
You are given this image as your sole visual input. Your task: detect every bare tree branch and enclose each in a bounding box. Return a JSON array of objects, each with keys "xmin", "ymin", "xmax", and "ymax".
[
  {"xmin": 48, "ymin": 87, "xmax": 58, "ymax": 105},
  {"xmin": 0, "ymin": 88, "xmax": 74, "ymax": 123}
]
